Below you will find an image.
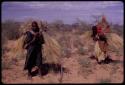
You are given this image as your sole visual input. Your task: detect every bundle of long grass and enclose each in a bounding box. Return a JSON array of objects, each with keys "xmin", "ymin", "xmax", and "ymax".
[
  {"xmin": 80, "ymin": 31, "xmax": 94, "ymax": 49},
  {"xmin": 5, "ymin": 35, "xmax": 26, "ymax": 60},
  {"xmin": 42, "ymin": 32, "xmax": 62, "ymax": 64},
  {"xmin": 12, "ymin": 36, "xmax": 26, "ymax": 53},
  {"xmin": 107, "ymin": 33, "xmax": 123, "ymax": 50}
]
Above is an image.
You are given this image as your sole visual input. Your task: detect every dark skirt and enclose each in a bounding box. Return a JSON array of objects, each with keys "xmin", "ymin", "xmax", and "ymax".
[{"xmin": 24, "ymin": 45, "xmax": 42, "ymax": 70}]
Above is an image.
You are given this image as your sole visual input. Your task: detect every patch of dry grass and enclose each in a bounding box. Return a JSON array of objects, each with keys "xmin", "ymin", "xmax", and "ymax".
[
  {"xmin": 62, "ymin": 48, "xmax": 71, "ymax": 58},
  {"xmin": 78, "ymin": 47, "xmax": 85, "ymax": 55},
  {"xmin": 78, "ymin": 57, "xmax": 94, "ymax": 78}
]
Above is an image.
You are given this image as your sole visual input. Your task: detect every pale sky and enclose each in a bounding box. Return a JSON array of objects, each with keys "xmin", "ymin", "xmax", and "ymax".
[{"xmin": 2, "ymin": 1, "xmax": 124, "ymax": 25}]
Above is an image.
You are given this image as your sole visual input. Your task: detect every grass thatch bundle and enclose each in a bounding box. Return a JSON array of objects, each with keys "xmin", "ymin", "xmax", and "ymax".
[
  {"xmin": 107, "ymin": 33, "xmax": 123, "ymax": 50},
  {"xmin": 12, "ymin": 35, "xmax": 26, "ymax": 53},
  {"xmin": 42, "ymin": 32, "xmax": 62, "ymax": 64},
  {"xmin": 4, "ymin": 35, "xmax": 26, "ymax": 60}
]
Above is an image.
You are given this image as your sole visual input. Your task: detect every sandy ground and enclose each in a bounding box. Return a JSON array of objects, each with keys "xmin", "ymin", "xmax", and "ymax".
[{"xmin": 2, "ymin": 51, "xmax": 123, "ymax": 84}]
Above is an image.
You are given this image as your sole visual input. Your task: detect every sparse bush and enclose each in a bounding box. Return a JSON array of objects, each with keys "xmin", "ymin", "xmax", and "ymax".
[
  {"xmin": 78, "ymin": 57, "xmax": 91, "ymax": 68},
  {"xmin": 77, "ymin": 46, "xmax": 89, "ymax": 55},
  {"xmin": 78, "ymin": 47, "xmax": 85, "ymax": 55},
  {"xmin": 74, "ymin": 37, "xmax": 83, "ymax": 48},
  {"xmin": 2, "ymin": 20, "xmax": 21, "ymax": 44}
]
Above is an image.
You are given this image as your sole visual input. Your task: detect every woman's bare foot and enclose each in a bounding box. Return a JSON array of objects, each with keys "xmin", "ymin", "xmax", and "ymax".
[{"xmin": 27, "ymin": 74, "xmax": 32, "ymax": 80}]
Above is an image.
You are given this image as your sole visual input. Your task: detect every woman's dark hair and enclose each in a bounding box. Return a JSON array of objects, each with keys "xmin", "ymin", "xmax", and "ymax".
[
  {"xmin": 91, "ymin": 25, "xmax": 97, "ymax": 37},
  {"xmin": 31, "ymin": 21, "xmax": 39, "ymax": 32},
  {"xmin": 32, "ymin": 21, "xmax": 39, "ymax": 28}
]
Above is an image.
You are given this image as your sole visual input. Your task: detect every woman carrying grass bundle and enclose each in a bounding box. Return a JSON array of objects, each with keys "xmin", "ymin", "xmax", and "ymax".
[
  {"xmin": 12, "ymin": 20, "xmax": 62, "ymax": 80},
  {"xmin": 23, "ymin": 21, "xmax": 45, "ymax": 79},
  {"xmin": 84, "ymin": 16, "xmax": 123, "ymax": 64},
  {"xmin": 91, "ymin": 16, "xmax": 111, "ymax": 64}
]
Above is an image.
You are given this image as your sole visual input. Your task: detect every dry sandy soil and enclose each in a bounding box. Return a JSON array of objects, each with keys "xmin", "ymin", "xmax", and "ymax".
[{"xmin": 2, "ymin": 51, "xmax": 123, "ymax": 84}]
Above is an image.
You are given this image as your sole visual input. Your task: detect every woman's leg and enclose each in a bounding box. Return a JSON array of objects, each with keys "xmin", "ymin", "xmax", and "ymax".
[{"xmin": 36, "ymin": 50, "xmax": 43, "ymax": 77}]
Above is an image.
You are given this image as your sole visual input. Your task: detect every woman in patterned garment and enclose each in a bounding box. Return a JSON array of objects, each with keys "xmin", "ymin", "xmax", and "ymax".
[{"xmin": 95, "ymin": 16, "xmax": 110, "ymax": 64}]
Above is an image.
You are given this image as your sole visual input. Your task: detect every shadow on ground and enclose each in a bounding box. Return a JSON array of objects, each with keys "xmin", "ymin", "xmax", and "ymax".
[
  {"xmin": 89, "ymin": 55, "xmax": 123, "ymax": 64},
  {"xmin": 31, "ymin": 63, "xmax": 66, "ymax": 77}
]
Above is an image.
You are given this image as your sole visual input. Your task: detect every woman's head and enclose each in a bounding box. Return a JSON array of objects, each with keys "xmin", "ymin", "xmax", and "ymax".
[{"xmin": 31, "ymin": 21, "xmax": 39, "ymax": 32}]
